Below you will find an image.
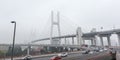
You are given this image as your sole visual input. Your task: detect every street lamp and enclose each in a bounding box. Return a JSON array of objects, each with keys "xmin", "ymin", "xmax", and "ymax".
[{"xmin": 11, "ymin": 21, "xmax": 16, "ymax": 60}]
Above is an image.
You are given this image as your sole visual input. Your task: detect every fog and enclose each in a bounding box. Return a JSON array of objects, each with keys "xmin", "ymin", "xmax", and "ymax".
[{"xmin": 0, "ymin": 0, "xmax": 120, "ymax": 45}]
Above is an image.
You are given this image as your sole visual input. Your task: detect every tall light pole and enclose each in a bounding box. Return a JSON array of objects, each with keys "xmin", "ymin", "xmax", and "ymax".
[{"xmin": 11, "ymin": 21, "xmax": 16, "ymax": 60}]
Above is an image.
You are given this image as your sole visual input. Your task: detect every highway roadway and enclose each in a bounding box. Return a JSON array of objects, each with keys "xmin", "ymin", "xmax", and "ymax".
[
  {"xmin": 32, "ymin": 52, "xmax": 82, "ymax": 60},
  {"xmin": 32, "ymin": 51, "xmax": 107, "ymax": 60}
]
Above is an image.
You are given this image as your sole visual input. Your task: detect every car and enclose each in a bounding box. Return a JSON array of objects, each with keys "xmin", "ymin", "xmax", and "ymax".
[
  {"xmin": 82, "ymin": 50, "xmax": 90, "ymax": 54},
  {"xmin": 58, "ymin": 52, "xmax": 68, "ymax": 57},
  {"xmin": 23, "ymin": 55, "xmax": 32, "ymax": 60},
  {"xmin": 99, "ymin": 49, "xmax": 104, "ymax": 52},
  {"xmin": 89, "ymin": 51, "xmax": 94, "ymax": 54},
  {"xmin": 93, "ymin": 49, "xmax": 99, "ymax": 52},
  {"xmin": 103, "ymin": 48, "xmax": 108, "ymax": 51},
  {"xmin": 50, "ymin": 56, "xmax": 62, "ymax": 60}
]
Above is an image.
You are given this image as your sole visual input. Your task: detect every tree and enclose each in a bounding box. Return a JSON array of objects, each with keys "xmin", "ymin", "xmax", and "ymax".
[
  {"xmin": 0, "ymin": 50, "xmax": 6, "ymax": 58},
  {"xmin": 6, "ymin": 46, "xmax": 22, "ymax": 56}
]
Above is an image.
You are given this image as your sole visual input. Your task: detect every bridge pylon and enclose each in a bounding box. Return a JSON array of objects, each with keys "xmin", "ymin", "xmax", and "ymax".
[
  {"xmin": 50, "ymin": 11, "xmax": 61, "ymax": 45},
  {"xmin": 76, "ymin": 27, "xmax": 83, "ymax": 46}
]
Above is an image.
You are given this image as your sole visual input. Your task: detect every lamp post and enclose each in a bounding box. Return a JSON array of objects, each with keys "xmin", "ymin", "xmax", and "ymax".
[{"xmin": 11, "ymin": 21, "xmax": 16, "ymax": 60}]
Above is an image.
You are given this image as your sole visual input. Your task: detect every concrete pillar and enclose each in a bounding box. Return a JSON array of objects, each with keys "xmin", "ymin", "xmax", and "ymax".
[
  {"xmin": 65, "ymin": 38, "xmax": 67, "ymax": 45},
  {"xmin": 94, "ymin": 36, "xmax": 97, "ymax": 46},
  {"xmin": 91, "ymin": 40, "xmax": 94, "ymax": 45},
  {"xmin": 83, "ymin": 40, "xmax": 85, "ymax": 44},
  {"xmin": 100, "ymin": 36, "xmax": 104, "ymax": 46},
  {"xmin": 93, "ymin": 39, "xmax": 96, "ymax": 46},
  {"xmin": 76, "ymin": 27, "xmax": 83, "ymax": 46},
  {"xmin": 107, "ymin": 35, "xmax": 111, "ymax": 46},
  {"xmin": 117, "ymin": 34, "xmax": 120, "ymax": 46},
  {"xmin": 91, "ymin": 37, "xmax": 96, "ymax": 45},
  {"xmin": 72, "ymin": 37, "xmax": 74, "ymax": 45}
]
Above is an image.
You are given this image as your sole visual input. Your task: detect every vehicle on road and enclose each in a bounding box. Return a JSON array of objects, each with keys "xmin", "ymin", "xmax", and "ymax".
[
  {"xmin": 50, "ymin": 56, "xmax": 62, "ymax": 60},
  {"xmin": 82, "ymin": 50, "xmax": 90, "ymax": 54},
  {"xmin": 103, "ymin": 48, "xmax": 108, "ymax": 51},
  {"xmin": 99, "ymin": 49, "xmax": 104, "ymax": 52},
  {"xmin": 23, "ymin": 55, "xmax": 32, "ymax": 60},
  {"xmin": 89, "ymin": 51, "xmax": 94, "ymax": 54},
  {"xmin": 58, "ymin": 52, "xmax": 68, "ymax": 57},
  {"xmin": 93, "ymin": 49, "xmax": 99, "ymax": 52}
]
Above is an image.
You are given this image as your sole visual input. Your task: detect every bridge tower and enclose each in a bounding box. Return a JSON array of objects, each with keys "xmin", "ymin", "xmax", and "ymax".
[
  {"xmin": 76, "ymin": 27, "xmax": 83, "ymax": 46},
  {"xmin": 50, "ymin": 11, "xmax": 61, "ymax": 45}
]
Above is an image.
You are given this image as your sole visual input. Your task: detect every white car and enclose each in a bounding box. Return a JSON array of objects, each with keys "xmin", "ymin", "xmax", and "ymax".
[
  {"xmin": 58, "ymin": 52, "xmax": 68, "ymax": 57},
  {"xmin": 23, "ymin": 55, "xmax": 32, "ymax": 60},
  {"xmin": 104, "ymin": 48, "xmax": 108, "ymax": 51},
  {"xmin": 99, "ymin": 49, "xmax": 104, "ymax": 52},
  {"xmin": 89, "ymin": 51, "xmax": 94, "ymax": 54}
]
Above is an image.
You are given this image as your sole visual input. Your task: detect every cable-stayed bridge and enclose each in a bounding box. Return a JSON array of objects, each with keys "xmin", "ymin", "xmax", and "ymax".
[
  {"xmin": 32, "ymin": 28, "xmax": 120, "ymax": 47},
  {"xmin": 29, "ymin": 11, "xmax": 120, "ymax": 48}
]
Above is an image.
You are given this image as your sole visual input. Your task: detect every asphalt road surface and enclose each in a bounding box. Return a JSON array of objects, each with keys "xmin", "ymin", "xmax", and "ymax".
[
  {"xmin": 32, "ymin": 52, "xmax": 82, "ymax": 60},
  {"xmin": 62, "ymin": 52, "xmax": 109, "ymax": 60},
  {"xmin": 32, "ymin": 51, "xmax": 106, "ymax": 60}
]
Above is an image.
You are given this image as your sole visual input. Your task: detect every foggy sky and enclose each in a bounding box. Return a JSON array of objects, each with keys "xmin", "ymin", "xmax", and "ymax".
[{"xmin": 0, "ymin": 0, "xmax": 120, "ymax": 45}]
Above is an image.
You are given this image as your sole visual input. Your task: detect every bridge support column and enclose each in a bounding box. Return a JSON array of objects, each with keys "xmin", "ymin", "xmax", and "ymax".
[
  {"xmin": 72, "ymin": 37, "xmax": 74, "ymax": 45},
  {"xmin": 100, "ymin": 36, "xmax": 104, "ymax": 46},
  {"xmin": 107, "ymin": 35, "xmax": 111, "ymax": 46},
  {"xmin": 91, "ymin": 37, "xmax": 96, "ymax": 46},
  {"xmin": 91, "ymin": 40, "xmax": 94, "ymax": 45},
  {"xmin": 83, "ymin": 39, "xmax": 85, "ymax": 44},
  {"xmin": 94, "ymin": 36, "xmax": 97, "ymax": 46},
  {"xmin": 65, "ymin": 38, "xmax": 67, "ymax": 45},
  {"xmin": 76, "ymin": 27, "xmax": 83, "ymax": 46}
]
